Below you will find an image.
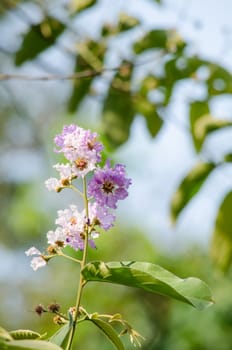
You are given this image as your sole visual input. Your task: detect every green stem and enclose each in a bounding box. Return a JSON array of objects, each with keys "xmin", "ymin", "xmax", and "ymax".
[
  {"xmin": 65, "ymin": 177, "xmax": 89, "ymax": 350},
  {"xmin": 69, "ymin": 185, "xmax": 84, "ymax": 198},
  {"xmin": 59, "ymin": 252, "xmax": 81, "ymax": 264}
]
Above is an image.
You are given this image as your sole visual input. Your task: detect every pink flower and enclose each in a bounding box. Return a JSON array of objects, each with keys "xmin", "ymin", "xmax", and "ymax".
[{"xmin": 54, "ymin": 124, "xmax": 103, "ymax": 166}]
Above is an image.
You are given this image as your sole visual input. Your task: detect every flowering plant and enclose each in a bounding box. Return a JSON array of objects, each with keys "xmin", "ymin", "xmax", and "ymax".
[{"xmin": 0, "ymin": 124, "xmax": 213, "ymax": 350}]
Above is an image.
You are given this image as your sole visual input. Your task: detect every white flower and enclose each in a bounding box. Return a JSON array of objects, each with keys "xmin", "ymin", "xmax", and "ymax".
[
  {"xmin": 25, "ymin": 246, "xmax": 42, "ymax": 256},
  {"xmin": 30, "ymin": 256, "xmax": 47, "ymax": 271},
  {"xmin": 25, "ymin": 246, "xmax": 46, "ymax": 271},
  {"xmin": 47, "ymin": 227, "xmax": 66, "ymax": 245},
  {"xmin": 53, "ymin": 163, "xmax": 73, "ymax": 179},
  {"xmin": 45, "ymin": 177, "xmax": 60, "ymax": 191}
]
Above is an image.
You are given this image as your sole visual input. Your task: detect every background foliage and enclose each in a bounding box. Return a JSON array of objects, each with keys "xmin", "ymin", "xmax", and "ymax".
[{"xmin": 1, "ymin": 0, "xmax": 232, "ymax": 349}]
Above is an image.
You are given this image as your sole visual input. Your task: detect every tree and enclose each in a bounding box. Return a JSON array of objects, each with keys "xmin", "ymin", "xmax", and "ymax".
[{"xmin": 0, "ymin": 1, "xmax": 232, "ymax": 268}]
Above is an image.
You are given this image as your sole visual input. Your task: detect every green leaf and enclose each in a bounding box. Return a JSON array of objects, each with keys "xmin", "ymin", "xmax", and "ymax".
[
  {"xmin": 69, "ymin": 0, "xmax": 97, "ymax": 13},
  {"xmin": 207, "ymin": 64, "xmax": 232, "ymax": 95},
  {"xmin": 133, "ymin": 29, "xmax": 167, "ymax": 54},
  {"xmin": 49, "ymin": 323, "xmax": 71, "ymax": 348},
  {"xmin": 0, "ymin": 1, "xmax": 28, "ymax": 16},
  {"xmin": 68, "ymin": 40, "xmax": 106, "ymax": 113},
  {"xmin": 4, "ymin": 339, "xmax": 63, "ymax": 350},
  {"xmin": 15, "ymin": 16, "xmax": 65, "ymax": 65},
  {"xmin": 211, "ymin": 191, "xmax": 232, "ymax": 271},
  {"xmin": 9, "ymin": 330, "xmax": 41, "ymax": 340},
  {"xmin": 224, "ymin": 153, "xmax": 232, "ymax": 163},
  {"xmin": 170, "ymin": 162, "xmax": 215, "ymax": 222},
  {"xmin": 162, "ymin": 56, "xmax": 204, "ymax": 105},
  {"xmin": 85, "ymin": 318, "xmax": 125, "ymax": 350},
  {"xmin": 0, "ymin": 327, "xmax": 12, "ymax": 342},
  {"xmin": 190, "ymin": 101, "xmax": 232, "ymax": 152},
  {"xmin": 82, "ymin": 261, "xmax": 213, "ymax": 310},
  {"xmin": 102, "ymin": 61, "xmax": 135, "ymax": 148},
  {"xmin": 135, "ymin": 97, "xmax": 163, "ymax": 137},
  {"xmin": 139, "ymin": 75, "xmax": 159, "ymax": 97},
  {"xmin": 190, "ymin": 100, "xmax": 210, "ymax": 152},
  {"xmin": 102, "ymin": 13, "xmax": 140, "ymax": 36}
]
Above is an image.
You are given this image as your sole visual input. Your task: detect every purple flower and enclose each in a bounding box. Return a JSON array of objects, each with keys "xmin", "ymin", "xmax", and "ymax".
[
  {"xmin": 54, "ymin": 124, "xmax": 103, "ymax": 167},
  {"xmin": 54, "ymin": 124, "xmax": 77, "ymax": 150},
  {"xmin": 89, "ymin": 202, "xmax": 116, "ymax": 230},
  {"xmin": 88, "ymin": 160, "xmax": 132, "ymax": 209}
]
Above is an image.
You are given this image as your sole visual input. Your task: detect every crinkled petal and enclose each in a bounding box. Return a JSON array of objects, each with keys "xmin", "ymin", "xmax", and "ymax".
[
  {"xmin": 25, "ymin": 247, "xmax": 41, "ymax": 256},
  {"xmin": 31, "ymin": 257, "xmax": 47, "ymax": 271}
]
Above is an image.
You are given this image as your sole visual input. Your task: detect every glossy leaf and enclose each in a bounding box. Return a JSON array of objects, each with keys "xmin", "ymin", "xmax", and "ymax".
[
  {"xmin": 190, "ymin": 101, "xmax": 232, "ymax": 152},
  {"xmin": 9, "ymin": 330, "xmax": 41, "ymax": 340},
  {"xmin": 82, "ymin": 261, "xmax": 213, "ymax": 310},
  {"xmin": 171, "ymin": 162, "xmax": 215, "ymax": 222},
  {"xmin": 15, "ymin": 17, "xmax": 65, "ymax": 65},
  {"xmin": 85, "ymin": 318, "xmax": 125, "ymax": 350},
  {"xmin": 102, "ymin": 61, "xmax": 134, "ymax": 148},
  {"xmin": 4, "ymin": 339, "xmax": 63, "ymax": 350},
  {"xmin": 211, "ymin": 191, "xmax": 232, "ymax": 271},
  {"xmin": 68, "ymin": 40, "xmax": 106, "ymax": 113}
]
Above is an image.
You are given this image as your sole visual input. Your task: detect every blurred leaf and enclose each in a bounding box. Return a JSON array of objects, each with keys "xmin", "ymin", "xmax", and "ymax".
[
  {"xmin": 68, "ymin": 40, "xmax": 106, "ymax": 112},
  {"xmin": 102, "ymin": 13, "xmax": 140, "ymax": 36},
  {"xmin": 211, "ymin": 191, "xmax": 232, "ymax": 271},
  {"xmin": 133, "ymin": 29, "xmax": 167, "ymax": 54},
  {"xmin": 224, "ymin": 153, "xmax": 232, "ymax": 163},
  {"xmin": 9, "ymin": 330, "xmax": 41, "ymax": 340},
  {"xmin": 0, "ymin": 327, "xmax": 12, "ymax": 342},
  {"xmin": 190, "ymin": 101, "xmax": 232, "ymax": 152},
  {"xmin": 4, "ymin": 339, "xmax": 63, "ymax": 350},
  {"xmin": 85, "ymin": 318, "xmax": 125, "ymax": 350},
  {"xmin": 139, "ymin": 75, "xmax": 159, "ymax": 97},
  {"xmin": 190, "ymin": 100, "xmax": 210, "ymax": 151},
  {"xmin": 133, "ymin": 29, "xmax": 184, "ymax": 55},
  {"xmin": 0, "ymin": 0, "xmax": 27, "ymax": 15},
  {"xmin": 82, "ymin": 261, "xmax": 214, "ymax": 310},
  {"xmin": 15, "ymin": 16, "xmax": 65, "ymax": 65},
  {"xmin": 69, "ymin": 0, "xmax": 97, "ymax": 13},
  {"xmin": 49, "ymin": 324, "xmax": 71, "ymax": 348},
  {"xmin": 171, "ymin": 162, "xmax": 215, "ymax": 222},
  {"xmin": 162, "ymin": 56, "xmax": 205, "ymax": 104},
  {"xmin": 102, "ymin": 61, "xmax": 134, "ymax": 148},
  {"xmin": 207, "ymin": 64, "xmax": 232, "ymax": 95},
  {"xmin": 135, "ymin": 96, "xmax": 163, "ymax": 137}
]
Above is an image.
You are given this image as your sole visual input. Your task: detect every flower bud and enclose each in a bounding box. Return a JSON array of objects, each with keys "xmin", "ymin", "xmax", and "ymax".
[
  {"xmin": 47, "ymin": 303, "xmax": 60, "ymax": 313},
  {"xmin": 35, "ymin": 304, "xmax": 46, "ymax": 316}
]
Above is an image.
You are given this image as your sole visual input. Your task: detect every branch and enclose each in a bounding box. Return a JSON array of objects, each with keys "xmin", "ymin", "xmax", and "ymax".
[
  {"xmin": 0, "ymin": 69, "xmax": 103, "ymax": 81},
  {"xmin": 0, "ymin": 51, "xmax": 167, "ymax": 82}
]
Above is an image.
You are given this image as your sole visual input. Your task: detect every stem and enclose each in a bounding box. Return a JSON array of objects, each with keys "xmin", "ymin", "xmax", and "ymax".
[
  {"xmin": 69, "ymin": 185, "xmax": 84, "ymax": 198},
  {"xmin": 59, "ymin": 252, "xmax": 81, "ymax": 264},
  {"xmin": 66, "ymin": 177, "xmax": 89, "ymax": 350}
]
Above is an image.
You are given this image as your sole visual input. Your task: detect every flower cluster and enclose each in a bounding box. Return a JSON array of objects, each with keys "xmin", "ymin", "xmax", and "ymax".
[{"xmin": 26, "ymin": 124, "xmax": 131, "ymax": 270}]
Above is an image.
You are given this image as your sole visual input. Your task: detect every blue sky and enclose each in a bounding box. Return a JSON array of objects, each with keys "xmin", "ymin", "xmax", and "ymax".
[
  {"xmin": 1, "ymin": 0, "xmax": 232, "ymax": 253},
  {"xmin": 110, "ymin": 0, "xmax": 232, "ymax": 252}
]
